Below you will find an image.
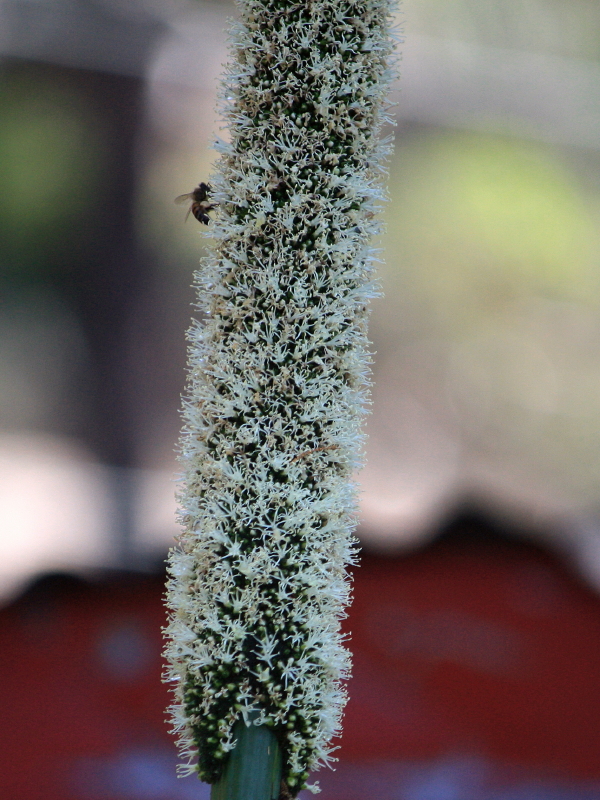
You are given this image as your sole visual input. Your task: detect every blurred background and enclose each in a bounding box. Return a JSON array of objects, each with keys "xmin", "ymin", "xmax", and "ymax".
[{"xmin": 2, "ymin": 0, "xmax": 600, "ymax": 797}]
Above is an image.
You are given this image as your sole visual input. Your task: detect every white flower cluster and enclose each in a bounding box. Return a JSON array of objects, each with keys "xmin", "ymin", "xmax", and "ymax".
[{"xmin": 165, "ymin": 0, "xmax": 395, "ymax": 795}]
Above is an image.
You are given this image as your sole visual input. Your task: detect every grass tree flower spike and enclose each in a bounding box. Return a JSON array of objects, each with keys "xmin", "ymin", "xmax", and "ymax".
[{"xmin": 164, "ymin": 0, "xmax": 397, "ymax": 796}]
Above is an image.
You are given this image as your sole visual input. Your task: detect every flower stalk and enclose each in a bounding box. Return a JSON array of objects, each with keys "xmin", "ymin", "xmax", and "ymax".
[
  {"xmin": 164, "ymin": 0, "xmax": 396, "ymax": 797},
  {"xmin": 211, "ymin": 712, "xmax": 283, "ymax": 800}
]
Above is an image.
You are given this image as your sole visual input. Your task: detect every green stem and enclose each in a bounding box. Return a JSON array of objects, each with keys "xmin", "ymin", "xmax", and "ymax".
[{"xmin": 211, "ymin": 716, "xmax": 283, "ymax": 800}]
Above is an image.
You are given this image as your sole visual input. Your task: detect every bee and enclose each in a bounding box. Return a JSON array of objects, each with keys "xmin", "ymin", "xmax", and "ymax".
[{"xmin": 174, "ymin": 182, "xmax": 217, "ymax": 224}]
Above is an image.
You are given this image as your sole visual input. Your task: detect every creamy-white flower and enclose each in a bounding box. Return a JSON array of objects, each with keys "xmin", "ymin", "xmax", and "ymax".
[{"xmin": 165, "ymin": 0, "xmax": 396, "ymax": 795}]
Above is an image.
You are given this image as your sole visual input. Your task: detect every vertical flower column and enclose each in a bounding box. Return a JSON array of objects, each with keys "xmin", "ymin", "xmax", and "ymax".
[{"xmin": 165, "ymin": 0, "xmax": 396, "ymax": 797}]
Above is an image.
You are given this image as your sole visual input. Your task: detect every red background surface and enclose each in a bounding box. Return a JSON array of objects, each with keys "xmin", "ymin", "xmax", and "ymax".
[{"xmin": 2, "ymin": 518, "xmax": 599, "ymax": 799}]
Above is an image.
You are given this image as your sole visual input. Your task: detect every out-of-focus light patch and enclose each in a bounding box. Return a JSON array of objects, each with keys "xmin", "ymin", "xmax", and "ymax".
[
  {"xmin": 146, "ymin": 3, "xmax": 227, "ymax": 143},
  {"xmin": 0, "ymin": 433, "xmax": 113, "ymax": 601},
  {"xmin": 132, "ymin": 467, "xmax": 179, "ymax": 554},
  {"xmin": 358, "ymin": 393, "xmax": 459, "ymax": 548},
  {"xmin": 394, "ymin": 31, "xmax": 600, "ymax": 150}
]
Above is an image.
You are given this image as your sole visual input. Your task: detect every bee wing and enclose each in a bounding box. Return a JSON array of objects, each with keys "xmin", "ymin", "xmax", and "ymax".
[
  {"xmin": 184, "ymin": 205, "xmax": 193, "ymax": 222},
  {"xmin": 174, "ymin": 193, "xmax": 194, "ymax": 205}
]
